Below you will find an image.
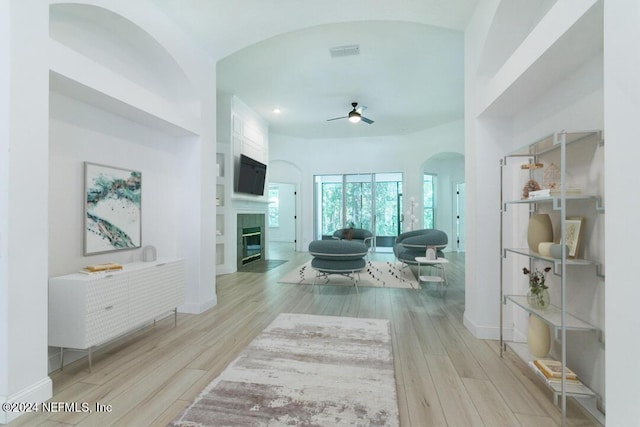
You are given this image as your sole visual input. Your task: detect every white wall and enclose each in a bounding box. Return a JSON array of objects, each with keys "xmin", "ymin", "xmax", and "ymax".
[
  {"xmin": 465, "ymin": 0, "xmax": 606, "ymax": 418},
  {"xmin": 604, "ymin": 1, "xmax": 640, "ymax": 424},
  {"xmin": 269, "ymin": 120, "xmax": 464, "ymax": 250},
  {"xmin": 2, "ymin": 1, "xmax": 218, "ymax": 420},
  {"xmin": 48, "ymin": 93, "xmax": 188, "ymax": 276},
  {"xmin": 0, "ymin": 0, "xmax": 52, "ymax": 423}
]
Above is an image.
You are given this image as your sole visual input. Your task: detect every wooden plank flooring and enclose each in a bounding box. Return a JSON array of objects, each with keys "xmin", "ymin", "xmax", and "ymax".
[{"xmin": 9, "ymin": 249, "xmax": 600, "ymax": 426}]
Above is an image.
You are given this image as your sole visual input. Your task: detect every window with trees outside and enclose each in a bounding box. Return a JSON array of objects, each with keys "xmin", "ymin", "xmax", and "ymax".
[
  {"xmin": 314, "ymin": 173, "xmax": 403, "ymax": 249},
  {"xmin": 423, "ymin": 173, "xmax": 435, "ymax": 228}
]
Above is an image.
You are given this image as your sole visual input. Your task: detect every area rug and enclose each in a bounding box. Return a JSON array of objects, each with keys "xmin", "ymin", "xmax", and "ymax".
[
  {"xmin": 169, "ymin": 313, "xmax": 399, "ymax": 426},
  {"xmin": 278, "ymin": 260, "xmax": 416, "ymax": 289}
]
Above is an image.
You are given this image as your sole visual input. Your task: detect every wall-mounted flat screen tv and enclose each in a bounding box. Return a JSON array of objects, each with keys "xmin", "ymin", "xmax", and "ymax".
[{"xmin": 236, "ymin": 154, "xmax": 267, "ymax": 196}]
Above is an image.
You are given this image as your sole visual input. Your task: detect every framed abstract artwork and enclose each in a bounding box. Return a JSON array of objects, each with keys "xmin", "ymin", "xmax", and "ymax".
[
  {"xmin": 84, "ymin": 162, "xmax": 142, "ymax": 255},
  {"xmin": 564, "ymin": 216, "xmax": 585, "ymax": 259}
]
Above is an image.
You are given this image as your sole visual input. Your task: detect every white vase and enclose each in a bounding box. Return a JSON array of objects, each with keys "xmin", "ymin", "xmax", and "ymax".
[
  {"xmin": 527, "ymin": 314, "xmax": 551, "ymax": 357},
  {"xmin": 538, "ymin": 241, "xmax": 553, "ymax": 257},
  {"xmin": 527, "ymin": 213, "xmax": 553, "ymax": 253}
]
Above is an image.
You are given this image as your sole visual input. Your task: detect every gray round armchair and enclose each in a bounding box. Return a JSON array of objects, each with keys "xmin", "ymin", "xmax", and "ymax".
[
  {"xmin": 332, "ymin": 228, "xmax": 374, "ymax": 248},
  {"xmin": 393, "ymin": 229, "xmax": 448, "ymax": 265},
  {"xmin": 308, "ymin": 239, "xmax": 369, "ymax": 293}
]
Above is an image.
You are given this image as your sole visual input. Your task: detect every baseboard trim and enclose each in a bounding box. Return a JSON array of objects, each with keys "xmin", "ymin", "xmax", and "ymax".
[
  {"xmin": 463, "ymin": 312, "xmax": 501, "ymax": 340},
  {"xmin": 0, "ymin": 376, "xmax": 52, "ymax": 424},
  {"xmin": 179, "ymin": 297, "xmax": 217, "ymax": 314}
]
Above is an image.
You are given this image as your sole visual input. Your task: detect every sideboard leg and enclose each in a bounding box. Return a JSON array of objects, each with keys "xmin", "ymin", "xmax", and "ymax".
[
  {"xmin": 60, "ymin": 347, "xmax": 64, "ymax": 371},
  {"xmin": 174, "ymin": 308, "xmax": 178, "ymax": 327},
  {"xmin": 88, "ymin": 347, "xmax": 93, "ymax": 373}
]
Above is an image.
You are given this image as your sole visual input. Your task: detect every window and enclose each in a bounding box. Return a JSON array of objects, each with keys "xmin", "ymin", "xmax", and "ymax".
[
  {"xmin": 423, "ymin": 174, "xmax": 435, "ymax": 228},
  {"xmin": 314, "ymin": 173, "xmax": 402, "ymax": 248},
  {"xmin": 268, "ymin": 185, "xmax": 279, "ymax": 227}
]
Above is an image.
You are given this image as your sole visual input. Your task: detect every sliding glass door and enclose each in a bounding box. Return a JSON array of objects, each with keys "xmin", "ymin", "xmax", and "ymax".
[
  {"xmin": 373, "ymin": 173, "xmax": 402, "ymax": 248},
  {"xmin": 345, "ymin": 174, "xmax": 373, "ymax": 231},
  {"xmin": 314, "ymin": 173, "xmax": 402, "ymax": 250}
]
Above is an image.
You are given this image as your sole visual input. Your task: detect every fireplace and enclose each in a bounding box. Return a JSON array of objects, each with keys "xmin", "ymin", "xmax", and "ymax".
[
  {"xmin": 241, "ymin": 226, "xmax": 262, "ymax": 265},
  {"xmin": 237, "ymin": 213, "xmax": 265, "ymax": 268}
]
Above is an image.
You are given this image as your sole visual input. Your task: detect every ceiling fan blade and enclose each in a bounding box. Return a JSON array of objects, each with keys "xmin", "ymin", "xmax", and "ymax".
[
  {"xmin": 361, "ymin": 116, "xmax": 374, "ymax": 124},
  {"xmin": 326, "ymin": 116, "xmax": 348, "ymax": 122},
  {"xmin": 356, "ymin": 105, "xmax": 368, "ymax": 114}
]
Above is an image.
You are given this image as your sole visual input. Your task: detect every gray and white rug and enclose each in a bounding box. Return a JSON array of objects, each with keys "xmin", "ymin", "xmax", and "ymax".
[
  {"xmin": 170, "ymin": 313, "xmax": 399, "ymax": 426},
  {"xmin": 278, "ymin": 260, "xmax": 416, "ymax": 289}
]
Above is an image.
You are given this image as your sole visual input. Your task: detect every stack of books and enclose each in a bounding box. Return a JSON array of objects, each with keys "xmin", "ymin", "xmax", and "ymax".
[
  {"xmin": 528, "ymin": 189, "xmax": 551, "ymax": 199},
  {"xmin": 532, "ymin": 359, "xmax": 580, "ymax": 383},
  {"xmin": 527, "ymin": 188, "xmax": 583, "ymax": 199},
  {"xmin": 81, "ymin": 263, "xmax": 123, "ymax": 274},
  {"xmin": 549, "ymin": 187, "xmax": 583, "ymax": 197}
]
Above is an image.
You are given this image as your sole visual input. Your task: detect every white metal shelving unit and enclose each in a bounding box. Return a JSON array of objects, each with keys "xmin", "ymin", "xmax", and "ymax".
[{"xmin": 499, "ymin": 130, "xmax": 604, "ymax": 426}]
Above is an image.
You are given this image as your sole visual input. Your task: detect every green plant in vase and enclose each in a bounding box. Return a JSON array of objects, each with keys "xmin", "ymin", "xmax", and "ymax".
[{"xmin": 523, "ymin": 266, "xmax": 551, "ymax": 309}]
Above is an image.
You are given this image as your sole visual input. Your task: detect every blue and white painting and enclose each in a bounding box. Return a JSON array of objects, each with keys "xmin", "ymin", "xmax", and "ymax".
[{"xmin": 84, "ymin": 162, "xmax": 141, "ymax": 255}]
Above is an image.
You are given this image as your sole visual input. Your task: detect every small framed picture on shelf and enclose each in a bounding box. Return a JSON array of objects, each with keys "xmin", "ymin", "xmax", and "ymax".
[{"xmin": 565, "ymin": 216, "xmax": 585, "ymax": 259}]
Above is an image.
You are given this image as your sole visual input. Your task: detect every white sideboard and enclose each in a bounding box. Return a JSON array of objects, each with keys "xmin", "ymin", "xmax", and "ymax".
[{"xmin": 48, "ymin": 258, "xmax": 185, "ymax": 370}]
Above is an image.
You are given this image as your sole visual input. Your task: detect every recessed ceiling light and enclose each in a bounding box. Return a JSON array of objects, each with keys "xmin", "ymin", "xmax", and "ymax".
[{"xmin": 272, "ymin": 108, "xmax": 282, "ymax": 114}]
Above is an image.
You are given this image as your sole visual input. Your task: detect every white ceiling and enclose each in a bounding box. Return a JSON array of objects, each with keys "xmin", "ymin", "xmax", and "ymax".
[{"xmin": 154, "ymin": 0, "xmax": 478, "ymax": 139}]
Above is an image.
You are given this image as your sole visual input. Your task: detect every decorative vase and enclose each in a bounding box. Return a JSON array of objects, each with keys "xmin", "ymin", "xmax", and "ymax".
[
  {"xmin": 549, "ymin": 244, "xmax": 569, "ymax": 259},
  {"xmin": 527, "ymin": 288, "xmax": 550, "ymax": 310},
  {"xmin": 522, "ymin": 179, "xmax": 541, "ymax": 199},
  {"xmin": 527, "ymin": 213, "xmax": 553, "ymax": 252},
  {"xmin": 538, "ymin": 242, "xmax": 553, "ymax": 257},
  {"xmin": 527, "ymin": 314, "xmax": 551, "ymax": 357}
]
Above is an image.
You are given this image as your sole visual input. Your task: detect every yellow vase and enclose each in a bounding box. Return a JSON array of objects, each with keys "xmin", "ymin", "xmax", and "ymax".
[
  {"xmin": 527, "ymin": 314, "xmax": 551, "ymax": 357},
  {"xmin": 527, "ymin": 213, "xmax": 553, "ymax": 253}
]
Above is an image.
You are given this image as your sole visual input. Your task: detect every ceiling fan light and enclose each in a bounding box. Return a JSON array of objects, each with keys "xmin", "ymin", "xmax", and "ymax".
[{"xmin": 348, "ymin": 111, "xmax": 361, "ymax": 123}]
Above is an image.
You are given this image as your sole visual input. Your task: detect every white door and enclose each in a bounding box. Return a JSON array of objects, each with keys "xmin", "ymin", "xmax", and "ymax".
[
  {"xmin": 456, "ymin": 183, "xmax": 466, "ymax": 252},
  {"xmin": 268, "ymin": 183, "xmax": 296, "ymax": 249}
]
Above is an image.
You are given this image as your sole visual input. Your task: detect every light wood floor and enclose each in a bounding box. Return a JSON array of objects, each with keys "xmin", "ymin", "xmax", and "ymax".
[{"xmin": 10, "ymin": 248, "xmax": 599, "ymax": 426}]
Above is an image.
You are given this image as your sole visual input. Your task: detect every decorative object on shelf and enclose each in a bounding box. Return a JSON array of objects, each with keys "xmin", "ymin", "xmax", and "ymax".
[
  {"xmin": 80, "ymin": 262, "xmax": 123, "ymax": 274},
  {"xmin": 543, "ymin": 162, "xmax": 560, "ymax": 189},
  {"xmin": 425, "ymin": 246, "xmax": 436, "ymax": 260},
  {"xmin": 403, "ymin": 197, "xmax": 418, "ymax": 231},
  {"xmin": 527, "ymin": 213, "xmax": 553, "ymax": 252},
  {"xmin": 564, "ymin": 216, "xmax": 585, "ymax": 259},
  {"xmin": 521, "ymin": 161, "xmax": 544, "ymax": 170},
  {"xmin": 84, "ymin": 162, "xmax": 142, "ymax": 255},
  {"xmin": 538, "ymin": 242, "xmax": 554, "ymax": 257},
  {"xmin": 549, "ymin": 243, "xmax": 569, "ymax": 259},
  {"xmin": 142, "ymin": 245, "xmax": 157, "ymax": 262},
  {"xmin": 522, "ymin": 179, "xmax": 541, "ymax": 199},
  {"xmin": 533, "ymin": 359, "xmax": 578, "ymax": 380},
  {"xmin": 549, "ymin": 187, "xmax": 583, "ymax": 197},
  {"xmin": 528, "ymin": 189, "xmax": 550, "ymax": 199},
  {"xmin": 523, "ymin": 266, "xmax": 552, "ymax": 309},
  {"xmin": 527, "ymin": 314, "xmax": 551, "ymax": 358}
]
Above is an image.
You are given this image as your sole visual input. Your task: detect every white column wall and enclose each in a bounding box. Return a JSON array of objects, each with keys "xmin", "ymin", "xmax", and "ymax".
[
  {"xmin": 465, "ymin": 0, "xmax": 612, "ymax": 419},
  {"xmin": 0, "ymin": 0, "xmax": 53, "ymax": 423},
  {"xmin": 604, "ymin": 2, "xmax": 640, "ymax": 424},
  {"xmin": 0, "ymin": 0, "xmax": 10, "ymax": 410}
]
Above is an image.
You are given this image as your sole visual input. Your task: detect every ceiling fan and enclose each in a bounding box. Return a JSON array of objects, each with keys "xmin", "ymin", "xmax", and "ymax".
[{"xmin": 326, "ymin": 102, "xmax": 374, "ymax": 124}]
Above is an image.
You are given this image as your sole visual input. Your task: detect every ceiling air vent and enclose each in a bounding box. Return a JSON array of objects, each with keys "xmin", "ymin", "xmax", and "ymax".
[{"xmin": 329, "ymin": 44, "xmax": 360, "ymax": 58}]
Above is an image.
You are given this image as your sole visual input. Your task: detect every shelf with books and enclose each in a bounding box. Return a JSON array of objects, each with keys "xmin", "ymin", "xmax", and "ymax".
[
  {"xmin": 503, "ymin": 295, "xmax": 599, "ymax": 334},
  {"xmin": 500, "ymin": 130, "xmax": 605, "ymax": 424},
  {"xmin": 507, "ymin": 343, "xmax": 596, "ymax": 398},
  {"xmin": 507, "ymin": 343, "xmax": 604, "ymax": 424}
]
